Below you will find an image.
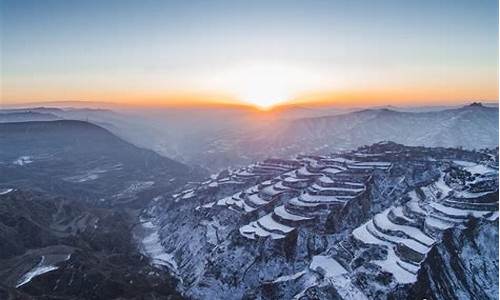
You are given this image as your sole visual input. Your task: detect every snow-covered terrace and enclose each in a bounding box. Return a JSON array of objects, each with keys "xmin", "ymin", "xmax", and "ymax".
[
  {"xmin": 351, "ymin": 169, "xmax": 498, "ymax": 284},
  {"xmin": 308, "ymin": 183, "xmax": 365, "ymax": 196},
  {"xmin": 239, "ymin": 213, "xmax": 295, "ymax": 240}
]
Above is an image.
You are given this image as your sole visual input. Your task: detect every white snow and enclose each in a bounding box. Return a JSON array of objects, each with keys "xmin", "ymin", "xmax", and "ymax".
[
  {"xmin": 351, "ymin": 161, "xmax": 391, "ymax": 167},
  {"xmin": 434, "ymin": 176, "xmax": 452, "ymax": 197},
  {"xmin": 283, "ymin": 176, "xmax": 306, "ymax": 183},
  {"xmin": 425, "ymin": 216, "xmax": 454, "ymax": 231},
  {"xmin": 289, "ymin": 196, "xmax": 321, "ymax": 207},
  {"xmin": 406, "ymin": 191, "xmax": 427, "ymax": 215},
  {"xmin": 240, "ymin": 214, "xmax": 295, "ymax": 239},
  {"xmin": 374, "ymin": 209, "xmax": 434, "ymax": 246},
  {"xmin": 239, "ymin": 222, "xmax": 285, "ymax": 240},
  {"xmin": 467, "ymin": 164, "xmax": 496, "ymax": 175},
  {"xmin": 16, "ymin": 256, "xmax": 58, "ymax": 287},
  {"xmin": 257, "ymin": 214, "xmax": 295, "ymax": 234},
  {"xmin": 328, "ymin": 157, "xmax": 354, "ymax": 164},
  {"xmin": 367, "ymin": 221, "xmax": 430, "ymax": 254},
  {"xmin": 327, "ymin": 273, "xmax": 369, "ymax": 300},
  {"xmin": 310, "ymin": 183, "xmax": 365, "ymax": 193},
  {"xmin": 260, "ymin": 185, "xmax": 283, "ymax": 197},
  {"xmin": 454, "ymin": 161, "xmax": 496, "ymax": 175},
  {"xmin": 353, "ymin": 221, "xmax": 419, "ymax": 284},
  {"xmin": 353, "ymin": 221, "xmax": 384, "ymax": 245},
  {"xmin": 66, "ymin": 173, "xmax": 99, "ymax": 182},
  {"xmin": 246, "ymin": 193, "xmax": 268, "ymax": 206},
  {"xmin": 141, "ymin": 221, "xmax": 178, "ymax": 271},
  {"xmin": 317, "ymin": 175, "xmax": 334, "ymax": 184},
  {"xmin": 486, "ymin": 211, "xmax": 499, "ymax": 221},
  {"xmin": 115, "ymin": 181, "xmax": 155, "ymax": 199},
  {"xmin": 454, "ymin": 189, "xmax": 497, "ymax": 199},
  {"xmin": 218, "ymin": 194, "xmax": 256, "ymax": 212},
  {"xmin": 390, "ymin": 206, "xmax": 415, "ymax": 223},
  {"xmin": 322, "ymin": 167, "xmax": 345, "ymax": 174},
  {"xmin": 201, "ymin": 220, "xmax": 221, "ymax": 245},
  {"xmin": 13, "ymin": 156, "xmax": 33, "ymax": 166},
  {"xmin": 0, "ymin": 188, "xmax": 14, "ymax": 195},
  {"xmin": 299, "ymin": 193, "xmax": 348, "ymax": 204},
  {"xmin": 181, "ymin": 191, "xmax": 195, "ymax": 199},
  {"xmin": 208, "ymin": 182, "xmax": 218, "ymax": 188},
  {"xmin": 272, "ymin": 270, "xmax": 306, "ymax": 283},
  {"xmin": 273, "ymin": 181, "xmax": 292, "ymax": 190},
  {"xmin": 429, "ymin": 202, "xmax": 492, "ymax": 219},
  {"xmin": 297, "ymin": 166, "xmax": 319, "ymax": 176},
  {"xmin": 274, "ymin": 205, "xmax": 312, "ymax": 221},
  {"xmin": 310, "ymin": 255, "xmax": 347, "ymax": 277},
  {"xmin": 309, "ymin": 255, "xmax": 368, "ymax": 300},
  {"xmin": 202, "ymin": 201, "xmax": 216, "ymax": 208},
  {"xmin": 453, "ymin": 160, "xmax": 476, "ymax": 167}
]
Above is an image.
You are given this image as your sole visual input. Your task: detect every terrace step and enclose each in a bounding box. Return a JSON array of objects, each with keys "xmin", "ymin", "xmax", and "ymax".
[
  {"xmin": 366, "ymin": 220, "xmax": 429, "ymax": 258},
  {"xmin": 352, "ymin": 222, "xmax": 418, "ymax": 284},
  {"xmin": 257, "ymin": 214, "xmax": 295, "ymax": 235},
  {"xmin": 372, "ymin": 209, "xmax": 434, "ymax": 247},
  {"xmin": 388, "ymin": 206, "xmax": 417, "ymax": 226},
  {"xmin": 272, "ymin": 205, "xmax": 314, "ymax": 226},
  {"xmin": 239, "ymin": 222, "xmax": 285, "ymax": 240},
  {"xmin": 424, "ymin": 215, "xmax": 454, "ymax": 235},
  {"xmin": 429, "ymin": 202, "xmax": 493, "ymax": 220},
  {"xmin": 443, "ymin": 199, "xmax": 498, "ymax": 211},
  {"xmin": 244, "ymin": 193, "xmax": 269, "ymax": 207}
]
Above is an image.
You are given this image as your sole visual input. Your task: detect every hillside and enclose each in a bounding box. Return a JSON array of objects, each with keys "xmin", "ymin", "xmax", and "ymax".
[{"xmin": 0, "ymin": 120, "xmax": 193, "ymax": 207}]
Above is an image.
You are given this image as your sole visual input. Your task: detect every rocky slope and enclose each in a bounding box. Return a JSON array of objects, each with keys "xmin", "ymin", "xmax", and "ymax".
[
  {"xmin": 143, "ymin": 142, "xmax": 498, "ymax": 299},
  {"xmin": 407, "ymin": 218, "xmax": 498, "ymax": 300},
  {"xmin": 0, "ymin": 190, "xmax": 183, "ymax": 300}
]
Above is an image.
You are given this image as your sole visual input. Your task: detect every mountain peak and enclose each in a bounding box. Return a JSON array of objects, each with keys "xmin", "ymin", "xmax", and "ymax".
[{"xmin": 467, "ymin": 102, "xmax": 484, "ymax": 108}]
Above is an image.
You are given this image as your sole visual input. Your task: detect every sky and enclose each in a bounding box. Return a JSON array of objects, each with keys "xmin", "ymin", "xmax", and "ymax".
[{"xmin": 1, "ymin": 0, "xmax": 498, "ymax": 108}]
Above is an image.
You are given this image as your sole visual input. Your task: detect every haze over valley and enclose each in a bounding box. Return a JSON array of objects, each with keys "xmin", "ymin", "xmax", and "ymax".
[{"xmin": 0, "ymin": 0, "xmax": 498, "ymax": 299}]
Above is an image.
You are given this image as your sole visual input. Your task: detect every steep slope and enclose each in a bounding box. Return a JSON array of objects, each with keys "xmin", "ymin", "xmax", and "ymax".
[
  {"xmin": 0, "ymin": 190, "xmax": 183, "ymax": 300},
  {"xmin": 143, "ymin": 142, "xmax": 498, "ymax": 299},
  {"xmin": 407, "ymin": 219, "xmax": 498, "ymax": 300}
]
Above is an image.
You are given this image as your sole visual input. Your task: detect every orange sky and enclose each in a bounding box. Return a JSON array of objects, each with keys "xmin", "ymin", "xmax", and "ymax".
[
  {"xmin": 2, "ymin": 0, "xmax": 498, "ymax": 110},
  {"xmin": 2, "ymin": 80, "xmax": 498, "ymax": 109}
]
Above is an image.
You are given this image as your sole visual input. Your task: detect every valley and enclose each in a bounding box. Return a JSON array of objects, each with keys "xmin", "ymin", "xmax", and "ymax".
[{"xmin": 0, "ymin": 111, "xmax": 497, "ymax": 299}]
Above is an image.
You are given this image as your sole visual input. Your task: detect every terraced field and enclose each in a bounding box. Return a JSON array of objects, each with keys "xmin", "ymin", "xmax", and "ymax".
[
  {"xmin": 150, "ymin": 142, "xmax": 498, "ymax": 299},
  {"xmin": 181, "ymin": 153, "xmax": 392, "ymax": 240},
  {"xmin": 314, "ymin": 160, "xmax": 498, "ymax": 289}
]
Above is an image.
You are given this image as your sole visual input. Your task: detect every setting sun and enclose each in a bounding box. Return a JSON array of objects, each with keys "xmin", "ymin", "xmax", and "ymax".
[
  {"xmin": 205, "ymin": 63, "xmax": 327, "ymax": 109},
  {"xmin": 0, "ymin": 1, "xmax": 498, "ymax": 298}
]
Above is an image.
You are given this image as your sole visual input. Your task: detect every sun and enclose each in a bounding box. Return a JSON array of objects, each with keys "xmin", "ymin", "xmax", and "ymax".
[{"xmin": 207, "ymin": 62, "xmax": 325, "ymax": 110}]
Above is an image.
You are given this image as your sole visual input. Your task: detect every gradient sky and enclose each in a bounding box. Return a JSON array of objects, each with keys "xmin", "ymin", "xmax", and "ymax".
[{"xmin": 1, "ymin": 0, "xmax": 498, "ymax": 107}]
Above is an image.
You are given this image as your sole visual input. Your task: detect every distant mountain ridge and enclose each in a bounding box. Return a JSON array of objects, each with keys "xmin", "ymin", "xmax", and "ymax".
[
  {"xmin": 0, "ymin": 111, "xmax": 62, "ymax": 123},
  {"xmin": 268, "ymin": 102, "xmax": 498, "ymax": 155},
  {"xmin": 1, "ymin": 102, "xmax": 497, "ymax": 171}
]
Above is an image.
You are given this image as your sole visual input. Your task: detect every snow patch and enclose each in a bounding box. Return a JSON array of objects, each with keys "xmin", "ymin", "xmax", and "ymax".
[
  {"xmin": 0, "ymin": 188, "xmax": 14, "ymax": 195},
  {"xmin": 140, "ymin": 220, "xmax": 178, "ymax": 271},
  {"xmin": 16, "ymin": 256, "xmax": 58, "ymax": 287},
  {"xmin": 13, "ymin": 156, "xmax": 33, "ymax": 166},
  {"xmin": 310, "ymin": 255, "xmax": 347, "ymax": 277},
  {"xmin": 272, "ymin": 270, "xmax": 306, "ymax": 283}
]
